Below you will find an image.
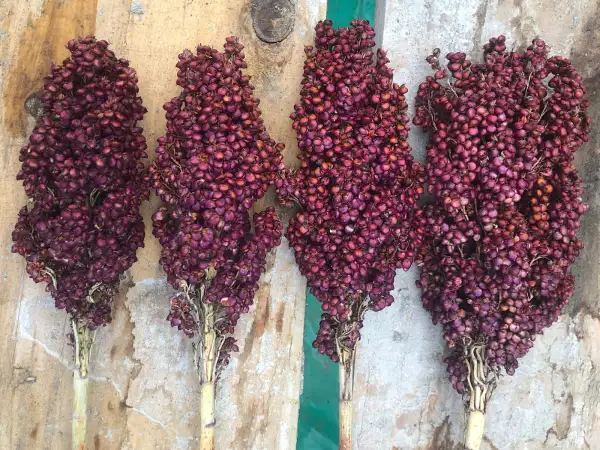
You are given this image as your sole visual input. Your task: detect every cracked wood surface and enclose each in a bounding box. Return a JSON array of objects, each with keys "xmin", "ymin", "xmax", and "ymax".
[
  {"xmin": 349, "ymin": 1, "xmax": 600, "ymax": 449},
  {"xmin": 0, "ymin": 0, "xmax": 326, "ymax": 449}
]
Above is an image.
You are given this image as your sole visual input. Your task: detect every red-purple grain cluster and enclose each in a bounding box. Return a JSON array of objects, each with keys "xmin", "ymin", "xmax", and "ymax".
[
  {"xmin": 414, "ymin": 36, "xmax": 590, "ymax": 392},
  {"xmin": 278, "ymin": 20, "xmax": 425, "ymax": 362},
  {"xmin": 150, "ymin": 38, "xmax": 283, "ymax": 369},
  {"xmin": 12, "ymin": 36, "xmax": 148, "ymax": 329}
]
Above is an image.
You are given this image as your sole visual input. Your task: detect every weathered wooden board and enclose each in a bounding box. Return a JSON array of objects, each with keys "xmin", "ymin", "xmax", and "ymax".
[
  {"xmin": 0, "ymin": 0, "xmax": 325, "ymax": 449},
  {"xmin": 351, "ymin": 1, "xmax": 600, "ymax": 449},
  {"xmin": 5, "ymin": 0, "xmax": 600, "ymax": 449}
]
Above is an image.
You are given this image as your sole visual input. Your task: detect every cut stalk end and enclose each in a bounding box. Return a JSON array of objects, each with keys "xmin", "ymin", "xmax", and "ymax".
[
  {"xmin": 72, "ymin": 371, "xmax": 89, "ymax": 450},
  {"xmin": 338, "ymin": 346, "xmax": 356, "ymax": 450},
  {"xmin": 464, "ymin": 410, "xmax": 485, "ymax": 450},
  {"xmin": 192, "ymin": 293, "xmax": 221, "ymax": 450},
  {"xmin": 200, "ymin": 382, "xmax": 216, "ymax": 450},
  {"xmin": 72, "ymin": 319, "xmax": 94, "ymax": 450},
  {"xmin": 339, "ymin": 398, "xmax": 353, "ymax": 450}
]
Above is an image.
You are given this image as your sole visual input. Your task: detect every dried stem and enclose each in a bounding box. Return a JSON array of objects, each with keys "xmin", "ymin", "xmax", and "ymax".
[
  {"xmin": 462, "ymin": 340, "xmax": 498, "ymax": 450},
  {"xmin": 71, "ymin": 319, "xmax": 94, "ymax": 450},
  {"xmin": 198, "ymin": 301, "xmax": 218, "ymax": 450},
  {"xmin": 72, "ymin": 372, "xmax": 88, "ymax": 450},
  {"xmin": 338, "ymin": 343, "xmax": 356, "ymax": 450},
  {"xmin": 189, "ymin": 268, "xmax": 220, "ymax": 450},
  {"xmin": 334, "ymin": 295, "xmax": 369, "ymax": 450},
  {"xmin": 464, "ymin": 411, "xmax": 485, "ymax": 450}
]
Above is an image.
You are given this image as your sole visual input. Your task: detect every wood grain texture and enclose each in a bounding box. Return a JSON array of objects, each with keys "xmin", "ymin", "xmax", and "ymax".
[
  {"xmin": 350, "ymin": 1, "xmax": 600, "ymax": 449},
  {"xmin": 3, "ymin": 0, "xmax": 98, "ymax": 136},
  {"xmin": 0, "ymin": 0, "xmax": 326, "ymax": 449}
]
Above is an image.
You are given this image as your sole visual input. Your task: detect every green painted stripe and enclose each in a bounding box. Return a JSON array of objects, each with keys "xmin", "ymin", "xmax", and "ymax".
[
  {"xmin": 296, "ymin": 292, "xmax": 339, "ymax": 450},
  {"xmin": 296, "ymin": 2, "xmax": 376, "ymax": 449}
]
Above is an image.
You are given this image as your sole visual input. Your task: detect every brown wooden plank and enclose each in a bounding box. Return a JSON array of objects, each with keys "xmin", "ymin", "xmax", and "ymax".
[
  {"xmin": 0, "ymin": 2, "xmax": 98, "ymax": 448},
  {"xmin": 0, "ymin": 0, "xmax": 325, "ymax": 448}
]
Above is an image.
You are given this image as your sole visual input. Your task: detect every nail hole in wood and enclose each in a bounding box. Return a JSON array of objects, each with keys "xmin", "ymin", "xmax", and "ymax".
[{"xmin": 251, "ymin": 0, "xmax": 295, "ymax": 43}]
